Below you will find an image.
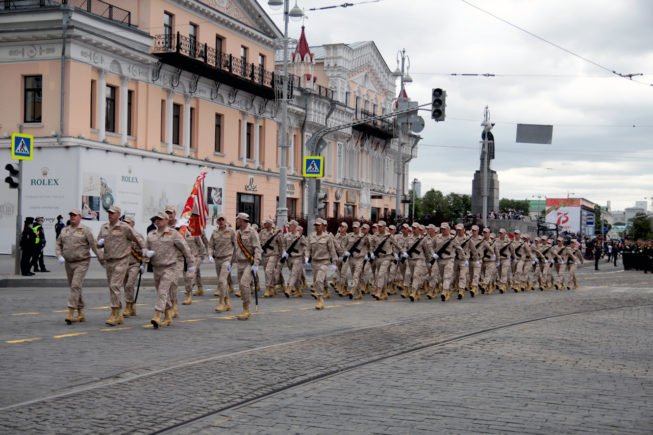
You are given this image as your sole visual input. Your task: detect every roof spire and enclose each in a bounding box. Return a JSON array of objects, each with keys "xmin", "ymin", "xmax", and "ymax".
[{"xmin": 293, "ymin": 25, "xmax": 314, "ymax": 63}]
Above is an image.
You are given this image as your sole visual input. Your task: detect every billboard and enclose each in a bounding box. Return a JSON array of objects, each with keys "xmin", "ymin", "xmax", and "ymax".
[{"xmin": 546, "ymin": 206, "xmax": 581, "ymax": 233}]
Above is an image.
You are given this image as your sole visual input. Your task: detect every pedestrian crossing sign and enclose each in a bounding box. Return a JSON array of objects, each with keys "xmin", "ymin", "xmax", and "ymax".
[
  {"xmin": 11, "ymin": 133, "xmax": 34, "ymax": 161},
  {"xmin": 302, "ymin": 156, "xmax": 324, "ymax": 178}
]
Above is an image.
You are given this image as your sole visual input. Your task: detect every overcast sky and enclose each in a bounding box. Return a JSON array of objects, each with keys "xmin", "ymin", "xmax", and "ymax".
[{"xmin": 259, "ymin": 0, "xmax": 653, "ymax": 212}]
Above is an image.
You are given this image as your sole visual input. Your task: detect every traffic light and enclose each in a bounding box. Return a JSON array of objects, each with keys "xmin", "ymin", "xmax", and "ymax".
[
  {"xmin": 431, "ymin": 88, "xmax": 446, "ymax": 122},
  {"xmin": 317, "ymin": 191, "xmax": 327, "ymax": 211},
  {"xmin": 4, "ymin": 163, "xmax": 19, "ymax": 189}
]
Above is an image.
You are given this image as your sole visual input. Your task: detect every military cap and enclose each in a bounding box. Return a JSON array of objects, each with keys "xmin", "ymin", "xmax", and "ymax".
[
  {"xmin": 513, "ymin": 229, "xmax": 521, "ymax": 235},
  {"xmin": 69, "ymin": 208, "xmax": 82, "ymax": 216},
  {"xmin": 107, "ymin": 205, "xmax": 121, "ymax": 214},
  {"xmin": 372, "ymin": 223, "xmax": 379, "ymax": 227},
  {"xmin": 152, "ymin": 211, "xmax": 168, "ymax": 220},
  {"xmin": 440, "ymin": 222, "xmax": 450, "ymax": 229},
  {"xmin": 571, "ymin": 238, "xmax": 579, "ymax": 244},
  {"xmin": 340, "ymin": 222, "xmax": 348, "ymax": 228},
  {"xmin": 288, "ymin": 219, "xmax": 299, "ymax": 226},
  {"xmin": 236, "ymin": 212, "xmax": 250, "ymax": 221},
  {"xmin": 557, "ymin": 236, "xmax": 564, "ymax": 241},
  {"xmin": 264, "ymin": 217, "xmax": 274, "ymax": 225},
  {"xmin": 455, "ymin": 223, "xmax": 465, "ymax": 230},
  {"xmin": 123, "ymin": 216, "xmax": 135, "ymax": 224},
  {"xmin": 362, "ymin": 223, "xmax": 370, "ymax": 229},
  {"xmin": 471, "ymin": 225, "xmax": 480, "ymax": 231},
  {"xmin": 426, "ymin": 224, "xmax": 436, "ymax": 230},
  {"xmin": 217, "ymin": 213, "xmax": 226, "ymax": 220},
  {"xmin": 389, "ymin": 224, "xmax": 396, "ymax": 230},
  {"xmin": 352, "ymin": 221, "xmax": 361, "ymax": 228},
  {"xmin": 498, "ymin": 228, "xmax": 507, "ymax": 234},
  {"xmin": 482, "ymin": 227, "xmax": 491, "ymax": 233},
  {"xmin": 314, "ymin": 218, "xmax": 326, "ymax": 225},
  {"xmin": 378, "ymin": 220, "xmax": 387, "ymax": 227},
  {"xmin": 164, "ymin": 205, "xmax": 176, "ymax": 213}
]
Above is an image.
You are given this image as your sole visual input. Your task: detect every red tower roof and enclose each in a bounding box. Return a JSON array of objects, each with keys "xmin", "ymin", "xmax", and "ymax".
[{"xmin": 293, "ymin": 26, "xmax": 314, "ymax": 62}]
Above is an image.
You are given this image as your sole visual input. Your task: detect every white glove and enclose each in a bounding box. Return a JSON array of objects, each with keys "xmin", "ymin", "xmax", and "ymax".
[
  {"xmin": 464, "ymin": 260, "xmax": 469, "ymax": 267},
  {"xmin": 281, "ymin": 251, "xmax": 289, "ymax": 259},
  {"xmin": 558, "ymin": 259, "xmax": 564, "ymax": 265},
  {"xmin": 394, "ymin": 253, "xmax": 400, "ymax": 261},
  {"xmin": 177, "ymin": 217, "xmax": 189, "ymax": 227},
  {"xmin": 329, "ymin": 263, "xmax": 337, "ymax": 272},
  {"xmin": 476, "ymin": 261, "xmax": 481, "ymax": 267},
  {"xmin": 304, "ymin": 256, "xmax": 309, "ymax": 264},
  {"xmin": 208, "ymin": 255, "xmax": 214, "ymax": 263},
  {"xmin": 575, "ymin": 261, "xmax": 580, "ymax": 265},
  {"xmin": 533, "ymin": 258, "xmax": 540, "ymax": 264},
  {"xmin": 187, "ymin": 266, "xmax": 196, "ymax": 273},
  {"xmin": 532, "ymin": 260, "xmax": 537, "ymax": 266},
  {"xmin": 251, "ymin": 265, "xmax": 259, "ymax": 274},
  {"xmin": 344, "ymin": 251, "xmax": 351, "ymax": 257},
  {"xmin": 139, "ymin": 265, "xmax": 145, "ymax": 274},
  {"xmin": 58, "ymin": 256, "xmax": 65, "ymax": 264},
  {"xmin": 97, "ymin": 238, "xmax": 105, "ymax": 247},
  {"xmin": 432, "ymin": 253, "xmax": 439, "ymax": 260},
  {"xmin": 401, "ymin": 252, "xmax": 409, "ymax": 259},
  {"xmin": 369, "ymin": 252, "xmax": 375, "ymax": 260},
  {"xmin": 496, "ymin": 262, "xmax": 500, "ymax": 267},
  {"xmin": 226, "ymin": 262, "xmax": 232, "ymax": 273},
  {"xmin": 145, "ymin": 250, "xmax": 155, "ymax": 258},
  {"xmin": 364, "ymin": 255, "xmax": 369, "ymax": 261},
  {"xmin": 490, "ymin": 255, "xmax": 496, "ymax": 261}
]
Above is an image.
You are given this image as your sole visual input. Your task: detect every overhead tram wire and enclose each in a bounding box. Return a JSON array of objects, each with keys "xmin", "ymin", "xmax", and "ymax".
[{"xmin": 459, "ymin": 0, "xmax": 653, "ymax": 88}]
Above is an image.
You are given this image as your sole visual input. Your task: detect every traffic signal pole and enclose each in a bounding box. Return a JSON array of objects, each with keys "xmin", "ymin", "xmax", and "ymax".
[{"xmin": 14, "ymin": 159, "xmax": 22, "ymax": 275}]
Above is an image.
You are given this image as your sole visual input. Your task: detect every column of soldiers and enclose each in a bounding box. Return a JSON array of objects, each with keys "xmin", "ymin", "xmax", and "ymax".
[
  {"xmin": 55, "ymin": 210, "xmax": 590, "ymax": 329},
  {"xmin": 622, "ymin": 240, "xmax": 653, "ymax": 273}
]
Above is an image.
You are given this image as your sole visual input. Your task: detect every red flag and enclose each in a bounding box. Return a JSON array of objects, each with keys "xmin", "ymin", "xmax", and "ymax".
[{"xmin": 179, "ymin": 170, "xmax": 208, "ymax": 236}]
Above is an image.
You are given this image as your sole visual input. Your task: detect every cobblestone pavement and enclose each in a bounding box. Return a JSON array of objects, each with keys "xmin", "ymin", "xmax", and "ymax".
[{"xmin": 1, "ymin": 266, "xmax": 652, "ymax": 434}]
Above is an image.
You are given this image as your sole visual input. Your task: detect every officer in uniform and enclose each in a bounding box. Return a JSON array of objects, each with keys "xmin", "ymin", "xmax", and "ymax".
[
  {"xmin": 307, "ymin": 218, "xmax": 338, "ymax": 309},
  {"xmin": 122, "ymin": 216, "xmax": 146, "ymax": 317},
  {"xmin": 478, "ymin": 227, "xmax": 498, "ymax": 294},
  {"xmin": 341, "ymin": 221, "xmax": 370, "ymax": 299},
  {"xmin": 259, "ymin": 218, "xmax": 284, "ymax": 297},
  {"xmin": 146, "ymin": 212, "xmax": 194, "ymax": 328},
  {"xmin": 231, "ymin": 212, "xmax": 262, "ymax": 320},
  {"xmin": 208, "ymin": 214, "xmax": 236, "ymax": 312},
  {"xmin": 56, "ymin": 209, "xmax": 104, "ymax": 324},
  {"xmin": 97, "ymin": 205, "xmax": 146, "ymax": 326}
]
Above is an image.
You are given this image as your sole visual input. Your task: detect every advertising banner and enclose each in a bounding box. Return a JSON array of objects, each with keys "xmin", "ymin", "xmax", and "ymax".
[{"xmin": 545, "ymin": 206, "xmax": 581, "ymax": 233}]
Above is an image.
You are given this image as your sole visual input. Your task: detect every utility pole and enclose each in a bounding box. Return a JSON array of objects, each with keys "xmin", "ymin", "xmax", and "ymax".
[
  {"xmin": 480, "ymin": 106, "xmax": 493, "ymax": 228},
  {"xmin": 392, "ymin": 49, "xmax": 412, "ymax": 221}
]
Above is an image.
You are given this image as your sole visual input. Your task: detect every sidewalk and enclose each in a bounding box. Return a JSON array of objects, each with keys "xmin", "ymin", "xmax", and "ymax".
[{"xmin": 0, "ymin": 254, "xmax": 221, "ymax": 288}]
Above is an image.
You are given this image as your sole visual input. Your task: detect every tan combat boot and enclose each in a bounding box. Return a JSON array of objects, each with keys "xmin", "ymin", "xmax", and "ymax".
[
  {"xmin": 283, "ymin": 285, "xmax": 292, "ymax": 298},
  {"xmin": 130, "ymin": 303, "xmax": 137, "ymax": 317},
  {"xmin": 263, "ymin": 287, "xmax": 273, "ymax": 298},
  {"xmin": 115, "ymin": 308, "xmax": 124, "ymax": 325},
  {"xmin": 215, "ymin": 296, "xmax": 228, "ymax": 312},
  {"xmin": 75, "ymin": 308, "xmax": 86, "ymax": 323},
  {"xmin": 315, "ymin": 296, "xmax": 325, "ymax": 310},
  {"xmin": 440, "ymin": 291, "xmax": 450, "ymax": 302},
  {"xmin": 151, "ymin": 311, "xmax": 162, "ymax": 329},
  {"xmin": 224, "ymin": 295, "xmax": 232, "ymax": 311},
  {"xmin": 65, "ymin": 308, "xmax": 76, "ymax": 325},
  {"xmin": 470, "ymin": 286, "xmax": 478, "ymax": 298},
  {"xmin": 193, "ymin": 285, "xmax": 204, "ymax": 297},
  {"xmin": 160, "ymin": 308, "xmax": 173, "ymax": 326},
  {"xmin": 236, "ymin": 302, "xmax": 251, "ymax": 320},
  {"xmin": 213, "ymin": 288, "xmax": 220, "ymax": 297},
  {"xmin": 105, "ymin": 308, "xmax": 118, "ymax": 326},
  {"xmin": 172, "ymin": 302, "xmax": 179, "ymax": 318},
  {"xmin": 122, "ymin": 303, "xmax": 131, "ymax": 318},
  {"xmin": 182, "ymin": 292, "xmax": 192, "ymax": 305},
  {"xmin": 400, "ymin": 286, "xmax": 410, "ymax": 299},
  {"xmin": 457, "ymin": 290, "xmax": 464, "ymax": 300}
]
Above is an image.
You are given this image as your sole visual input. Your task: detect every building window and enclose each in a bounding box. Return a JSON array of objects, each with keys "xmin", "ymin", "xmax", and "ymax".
[
  {"xmin": 345, "ymin": 204, "xmax": 356, "ymax": 218},
  {"xmin": 240, "ymin": 46, "xmax": 248, "ymax": 76},
  {"xmin": 237, "ymin": 193, "xmax": 261, "ymax": 226},
  {"xmin": 215, "ymin": 35, "xmax": 224, "ymax": 66},
  {"xmin": 24, "ymin": 75, "xmax": 42, "ymax": 123},
  {"xmin": 214, "ymin": 113, "xmax": 223, "ymax": 153},
  {"xmin": 189, "ymin": 107, "xmax": 195, "ymax": 148},
  {"xmin": 189, "ymin": 23, "xmax": 198, "ymax": 56},
  {"xmin": 160, "ymin": 99, "xmax": 165, "ymax": 142},
  {"xmin": 127, "ymin": 90, "xmax": 134, "ymax": 136},
  {"xmin": 372, "ymin": 103, "xmax": 377, "ymax": 115},
  {"xmin": 355, "ymin": 96, "xmax": 360, "ymax": 117},
  {"xmin": 172, "ymin": 103, "xmax": 181, "ymax": 145},
  {"xmin": 258, "ymin": 54, "xmax": 266, "ymax": 83},
  {"xmin": 246, "ymin": 122, "xmax": 253, "ymax": 159},
  {"xmin": 164, "ymin": 12, "xmax": 174, "ymax": 48},
  {"xmin": 90, "ymin": 79, "xmax": 96, "ymax": 128},
  {"xmin": 258, "ymin": 124, "xmax": 265, "ymax": 162},
  {"xmin": 333, "ymin": 202, "xmax": 340, "ymax": 219},
  {"xmin": 105, "ymin": 85, "xmax": 116, "ymax": 133}
]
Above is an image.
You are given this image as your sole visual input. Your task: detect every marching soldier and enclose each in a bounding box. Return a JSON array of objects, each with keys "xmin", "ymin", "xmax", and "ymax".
[
  {"xmin": 371, "ymin": 221, "xmax": 400, "ymax": 301},
  {"xmin": 511, "ymin": 230, "xmax": 530, "ymax": 292},
  {"xmin": 424, "ymin": 225, "xmax": 441, "ymax": 298},
  {"xmin": 164, "ymin": 205, "xmax": 184, "ymax": 318},
  {"xmin": 122, "ymin": 216, "xmax": 146, "ymax": 317},
  {"xmin": 56, "ymin": 208, "xmax": 104, "ymax": 324},
  {"xmin": 495, "ymin": 228, "xmax": 515, "ymax": 293},
  {"xmin": 341, "ymin": 221, "xmax": 370, "ymax": 299},
  {"xmin": 360, "ymin": 223, "xmax": 374, "ymax": 294},
  {"xmin": 453, "ymin": 223, "xmax": 472, "ymax": 299},
  {"xmin": 402, "ymin": 223, "xmax": 431, "ymax": 302},
  {"xmin": 564, "ymin": 239, "xmax": 584, "ymax": 289},
  {"xmin": 397, "ymin": 224, "xmax": 412, "ymax": 298},
  {"xmin": 192, "ymin": 230, "xmax": 209, "ymax": 297},
  {"xmin": 307, "ymin": 218, "xmax": 338, "ymax": 310},
  {"xmin": 281, "ymin": 220, "xmax": 307, "ymax": 298},
  {"xmin": 230, "ymin": 213, "xmax": 262, "ymax": 320},
  {"xmin": 182, "ymin": 220, "xmax": 206, "ymax": 306},
  {"xmin": 551, "ymin": 237, "xmax": 567, "ymax": 289},
  {"xmin": 208, "ymin": 214, "xmax": 236, "ymax": 313},
  {"xmin": 260, "ymin": 218, "xmax": 284, "ymax": 298},
  {"xmin": 468, "ymin": 225, "xmax": 484, "ymax": 296},
  {"xmin": 432, "ymin": 223, "xmax": 464, "ymax": 301},
  {"xmin": 478, "ymin": 227, "xmax": 498, "ymax": 294},
  {"xmin": 333, "ymin": 222, "xmax": 349, "ymax": 297},
  {"xmin": 97, "ymin": 205, "xmax": 146, "ymax": 326},
  {"xmin": 146, "ymin": 212, "xmax": 194, "ymax": 329}
]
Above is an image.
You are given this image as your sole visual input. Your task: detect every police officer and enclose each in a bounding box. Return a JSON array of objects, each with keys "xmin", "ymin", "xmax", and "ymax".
[
  {"xmin": 307, "ymin": 218, "xmax": 338, "ymax": 310},
  {"xmin": 231, "ymin": 213, "xmax": 262, "ymax": 320},
  {"xmin": 97, "ymin": 205, "xmax": 146, "ymax": 326},
  {"xmin": 56, "ymin": 209, "xmax": 104, "ymax": 324},
  {"xmin": 146, "ymin": 212, "xmax": 194, "ymax": 328},
  {"xmin": 208, "ymin": 213, "xmax": 236, "ymax": 313}
]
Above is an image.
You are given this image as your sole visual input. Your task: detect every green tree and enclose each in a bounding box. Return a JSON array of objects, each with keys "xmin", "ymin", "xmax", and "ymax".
[
  {"xmin": 594, "ymin": 205, "xmax": 602, "ymax": 235},
  {"xmin": 499, "ymin": 198, "xmax": 529, "ymax": 214},
  {"xmin": 446, "ymin": 192, "xmax": 472, "ymax": 221},
  {"xmin": 629, "ymin": 213, "xmax": 653, "ymax": 240},
  {"xmin": 419, "ymin": 189, "xmax": 448, "ymax": 222}
]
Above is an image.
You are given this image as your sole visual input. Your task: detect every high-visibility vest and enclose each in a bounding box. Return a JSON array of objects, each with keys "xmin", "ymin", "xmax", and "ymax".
[{"xmin": 32, "ymin": 224, "xmax": 41, "ymax": 245}]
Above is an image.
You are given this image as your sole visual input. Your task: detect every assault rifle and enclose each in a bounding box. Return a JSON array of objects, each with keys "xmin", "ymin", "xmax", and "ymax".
[
  {"xmin": 369, "ymin": 234, "xmax": 391, "ymax": 263},
  {"xmin": 343, "ymin": 235, "xmax": 365, "ymax": 263},
  {"xmin": 401, "ymin": 236, "xmax": 423, "ymax": 263},
  {"xmin": 280, "ymin": 235, "xmax": 301, "ymax": 264},
  {"xmin": 430, "ymin": 237, "xmax": 454, "ymax": 265},
  {"xmin": 261, "ymin": 231, "xmax": 280, "ymax": 254}
]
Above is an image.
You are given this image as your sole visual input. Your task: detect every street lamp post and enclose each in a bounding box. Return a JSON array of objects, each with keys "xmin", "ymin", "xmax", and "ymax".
[
  {"xmin": 411, "ymin": 178, "xmax": 418, "ymax": 222},
  {"xmin": 269, "ymin": 0, "xmax": 303, "ymax": 228},
  {"xmin": 392, "ymin": 49, "xmax": 412, "ymax": 221}
]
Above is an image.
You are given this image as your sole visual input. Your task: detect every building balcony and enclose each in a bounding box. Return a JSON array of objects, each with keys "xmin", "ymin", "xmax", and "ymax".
[
  {"xmin": 153, "ymin": 32, "xmax": 294, "ymax": 101},
  {"xmin": 1, "ymin": 0, "xmax": 132, "ymax": 27},
  {"xmin": 352, "ymin": 109, "xmax": 394, "ymax": 140}
]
